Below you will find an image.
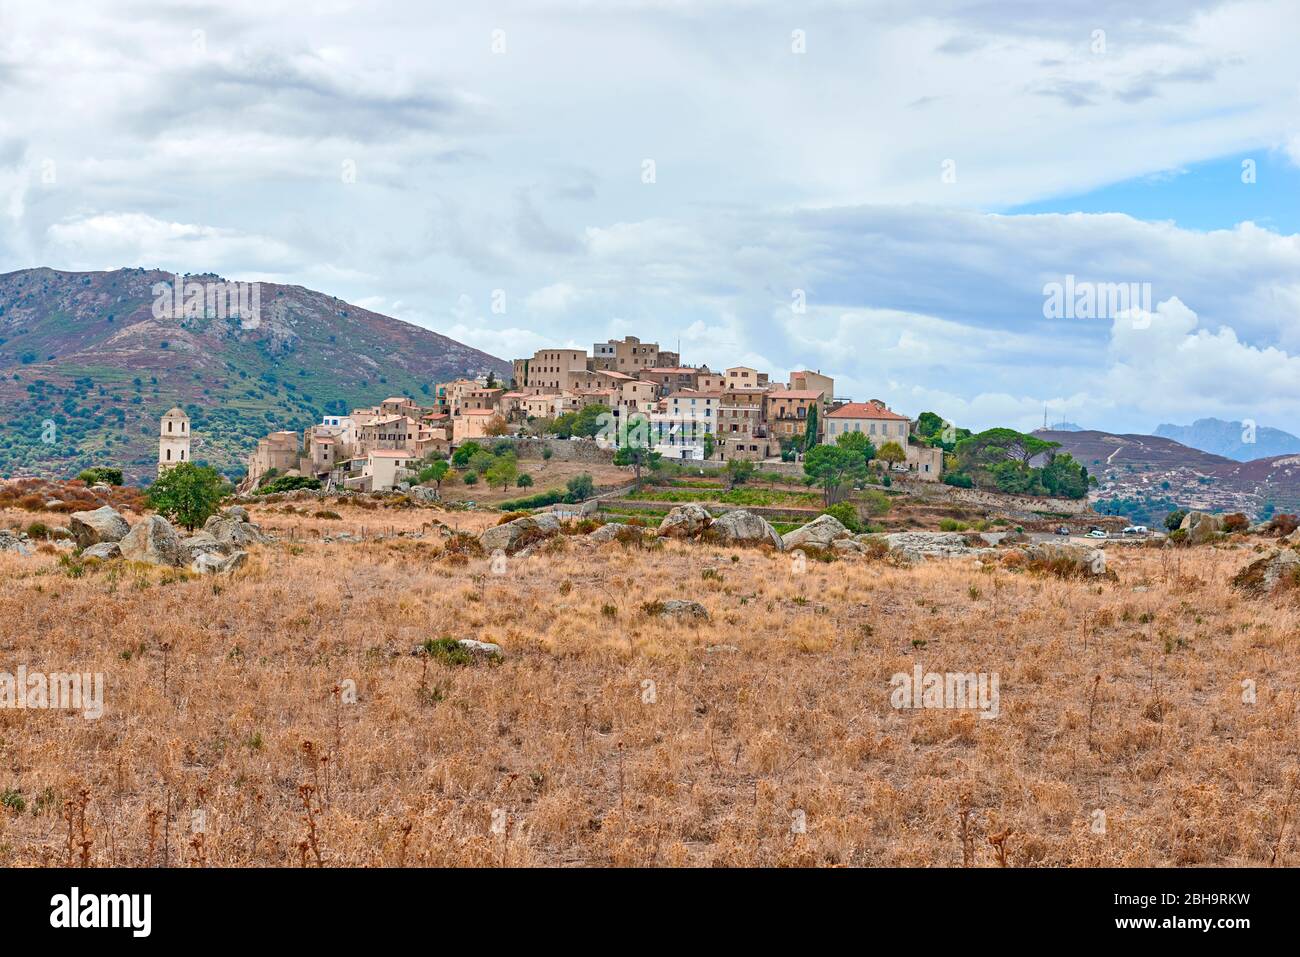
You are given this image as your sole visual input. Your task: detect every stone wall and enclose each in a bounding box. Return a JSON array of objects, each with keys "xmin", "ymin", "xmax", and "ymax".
[{"xmin": 897, "ymin": 479, "xmax": 1094, "ymax": 516}]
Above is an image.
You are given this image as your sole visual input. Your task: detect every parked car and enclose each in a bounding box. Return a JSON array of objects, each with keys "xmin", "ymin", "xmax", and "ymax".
[
  {"xmin": 1055, "ymin": 526, "xmax": 1071, "ymax": 536},
  {"xmin": 1122, "ymin": 525, "xmax": 1149, "ymax": 535},
  {"xmin": 1087, "ymin": 529, "xmax": 1107, "ymax": 539},
  {"xmin": 890, "ymin": 464, "xmax": 909, "ymax": 473}
]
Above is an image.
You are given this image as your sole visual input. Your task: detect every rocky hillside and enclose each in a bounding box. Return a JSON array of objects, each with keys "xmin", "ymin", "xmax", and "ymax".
[
  {"xmin": 0, "ymin": 267, "xmax": 511, "ymax": 483},
  {"xmin": 1036, "ymin": 428, "xmax": 1300, "ymax": 520}
]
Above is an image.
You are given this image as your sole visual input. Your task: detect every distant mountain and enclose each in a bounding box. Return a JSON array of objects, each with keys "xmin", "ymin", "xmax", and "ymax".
[
  {"xmin": 1036, "ymin": 428, "xmax": 1300, "ymax": 518},
  {"xmin": 1048, "ymin": 421, "xmax": 1083, "ymax": 431},
  {"xmin": 1154, "ymin": 418, "xmax": 1300, "ymax": 462},
  {"xmin": 0, "ymin": 267, "xmax": 511, "ymax": 482}
]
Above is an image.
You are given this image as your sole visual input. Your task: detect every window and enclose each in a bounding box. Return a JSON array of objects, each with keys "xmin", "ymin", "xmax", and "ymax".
[
  {"xmin": 167, "ymin": 421, "xmax": 173, "ymax": 433},
  {"xmin": 165, "ymin": 449, "xmax": 171, "ymax": 460}
]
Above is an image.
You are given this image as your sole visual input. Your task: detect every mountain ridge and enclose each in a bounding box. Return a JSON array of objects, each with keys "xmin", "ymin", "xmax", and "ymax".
[
  {"xmin": 1153, "ymin": 417, "xmax": 1300, "ymax": 462},
  {"xmin": 0, "ymin": 266, "xmax": 510, "ymax": 482}
]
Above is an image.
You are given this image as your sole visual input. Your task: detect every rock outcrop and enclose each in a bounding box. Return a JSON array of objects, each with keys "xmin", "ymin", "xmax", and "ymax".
[
  {"xmin": 191, "ymin": 550, "xmax": 249, "ymax": 575},
  {"xmin": 0, "ymin": 531, "xmax": 34, "ymax": 556},
  {"xmin": 1232, "ymin": 548, "xmax": 1300, "ymax": 596},
  {"xmin": 651, "ymin": 599, "xmax": 710, "ymax": 622},
  {"xmin": 657, "ymin": 504, "xmax": 713, "ymax": 539},
  {"xmin": 203, "ymin": 510, "xmax": 268, "ymax": 548},
  {"xmin": 479, "ymin": 513, "xmax": 561, "ymax": 555},
  {"xmin": 119, "ymin": 515, "xmax": 186, "ymax": 566},
  {"xmin": 782, "ymin": 514, "xmax": 851, "ymax": 550},
  {"xmin": 68, "ymin": 506, "xmax": 131, "ymax": 548},
  {"xmin": 702, "ymin": 509, "xmax": 784, "ymax": 550},
  {"xmin": 1180, "ymin": 511, "xmax": 1223, "ymax": 545}
]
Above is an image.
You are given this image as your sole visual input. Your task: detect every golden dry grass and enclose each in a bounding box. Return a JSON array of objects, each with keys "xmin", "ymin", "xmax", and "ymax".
[{"xmin": 0, "ymin": 502, "xmax": 1297, "ymax": 867}]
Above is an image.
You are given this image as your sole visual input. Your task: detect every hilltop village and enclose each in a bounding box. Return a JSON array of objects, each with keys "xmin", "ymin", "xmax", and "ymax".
[{"xmin": 242, "ymin": 335, "xmax": 941, "ymax": 493}]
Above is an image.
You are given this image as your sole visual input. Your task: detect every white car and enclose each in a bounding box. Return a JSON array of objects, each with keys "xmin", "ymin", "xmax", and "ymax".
[
  {"xmin": 1122, "ymin": 525, "xmax": 1149, "ymax": 535},
  {"xmin": 1087, "ymin": 529, "xmax": 1108, "ymax": 539}
]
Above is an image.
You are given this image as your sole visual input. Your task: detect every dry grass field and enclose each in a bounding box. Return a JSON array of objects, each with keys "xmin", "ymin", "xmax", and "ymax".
[{"xmin": 1, "ymin": 498, "xmax": 1297, "ymax": 868}]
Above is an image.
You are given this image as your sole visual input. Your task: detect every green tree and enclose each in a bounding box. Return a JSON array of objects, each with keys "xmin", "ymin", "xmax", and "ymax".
[
  {"xmin": 566, "ymin": 472, "xmax": 595, "ymax": 501},
  {"xmin": 418, "ymin": 459, "xmax": 449, "ymax": 490},
  {"xmin": 725, "ymin": 458, "xmax": 755, "ymax": 488},
  {"xmin": 541, "ymin": 446, "xmax": 554, "ymax": 468},
  {"xmin": 876, "ymin": 441, "xmax": 906, "ymax": 467},
  {"xmin": 468, "ymin": 450, "xmax": 494, "ymax": 475},
  {"xmin": 452, "ymin": 441, "xmax": 482, "ymax": 468},
  {"xmin": 803, "ymin": 444, "xmax": 868, "ymax": 506},
  {"xmin": 484, "ymin": 453, "xmax": 519, "ymax": 491},
  {"xmin": 804, "ymin": 404, "xmax": 820, "ymax": 450},
  {"xmin": 572, "ymin": 404, "xmax": 610, "ymax": 439},
  {"xmin": 147, "ymin": 462, "xmax": 225, "ymax": 531},
  {"xmin": 1165, "ymin": 508, "xmax": 1188, "ymax": 531},
  {"xmin": 614, "ymin": 444, "xmax": 662, "ymax": 489},
  {"xmin": 463, "ymin": 471, "xmax": 478, "ymax": 486},
  {"xmin": 516, "ymin": 473, "xmax": 534, "ymax": 488},
  {"xmin": 835, "ymin": 431, "xmax": 876, "ymax": 461}
]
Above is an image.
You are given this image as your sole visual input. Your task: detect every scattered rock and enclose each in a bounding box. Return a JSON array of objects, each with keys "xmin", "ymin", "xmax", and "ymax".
[
  {"xmin": 0, "ymin": 531, "xmax": 33, "ymax": 556},
  {"xmin": 119, "ymin": 515, "xmax": 186, "ymax": 566},
  {"xmin": 588, "ymin": 522, "xmax": 634, "ymax": 543},
  {"xmin": 652, "ymin": 599, "xmax": 710, "ymax": 622},
  {"xmin": 180, "ymin": 532, "xmax": 227, "ymax": 562},
  {"xmin": 1022, "ymin": 541, "xmax": 1108, "ymax": 576},
  {"xmin": 68, "ymin": 505, "xmax": 131, "ymax": 548},
  {"xmin": 706, "ymin": 644, "xmax": 739, "ymax": 653},
  {"xmin": 203, "ymin": 512, "xmax": 267, "ymax": 548},
  {"xmin": 1232, "ymin": 548, "xmax": 1300, "ymax": 596},
  {"xmin": 82, "ymin": 541, "xmax": 122, "ymax": 561},
  {"xmin": 831, "ymin": 538, "xmax": 867, "ymax": 555},
  {"xmin": 883, "ymin": 531, "xmax": 991, "ymax": 561},
  {"xmin": 657, "ymin": 503, "xmax": 713, "ymax": 539},
  {"xmin": 703, "ymin": 509, "xmax": 784, "ymax": 550},
  {"xmin": 191, "ymin": 550, "xmax": 248, "ymax": 575},
  {"xmin": 458, "ymin": 638, "xmax": 503, "ymax": 656},
  {"xmin": 782, "ymin": 513, "xmax": 851, "ymax": 550},
  {"xmin": 479, "ymin": 512, "xmax": 561, "ymax": 555}
]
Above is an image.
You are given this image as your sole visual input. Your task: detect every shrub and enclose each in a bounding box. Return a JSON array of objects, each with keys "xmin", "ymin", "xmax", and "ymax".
[
  {"xmin": 256, "ymin": 475, "xmax": 321, "ymax": 495},
  {"xmin": 77, "ymin": 466, "xmax": 123, "ymax": 486},
  {"xmin": 313, "ymin": 510, "xmax": 342, "ymax": 520},
  {"xmin": 821, "ymin": 502, "xmax": 861, "ymax": 533},
  {"xmin": 943, "ymin": 473, "xmax": 973, "ymax": 488},
  {"xmin": 497, "ymin": 490, "xmax": 567, "ymax": 511},
  {"xmin": 1164, "ymin": 509, "xmax": 1188, "ymax": 531},
  {"xmin": 1223, "ymin": 512, "xmax": 1250, "ymax": 533},
  {"xmin": 1267, "ymin": 513, "xmax": 1298, "ymax": 537},
  {"xmin": 566, "ymin": 473, "xmax": 595, "ymax": 501},
  {"xmin": 939, "ymin": 518, "xmax": 970, "ymax": 531}
]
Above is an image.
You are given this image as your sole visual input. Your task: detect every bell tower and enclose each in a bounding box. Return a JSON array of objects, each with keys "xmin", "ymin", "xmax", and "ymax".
[{"xmin": 159, "ymin": 407, "xmax": 191, "ymax": 474}]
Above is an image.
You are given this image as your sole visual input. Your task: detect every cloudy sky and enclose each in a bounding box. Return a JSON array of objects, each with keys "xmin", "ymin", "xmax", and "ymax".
[{"xmin": 2, "ymin": 0, "xmax": 1299, "ymax": 434}]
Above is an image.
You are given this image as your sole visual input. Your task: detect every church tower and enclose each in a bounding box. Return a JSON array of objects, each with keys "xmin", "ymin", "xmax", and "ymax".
[{"xmin": 159, "ymin": 407, "xmax": 191, "ymax": 474}]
